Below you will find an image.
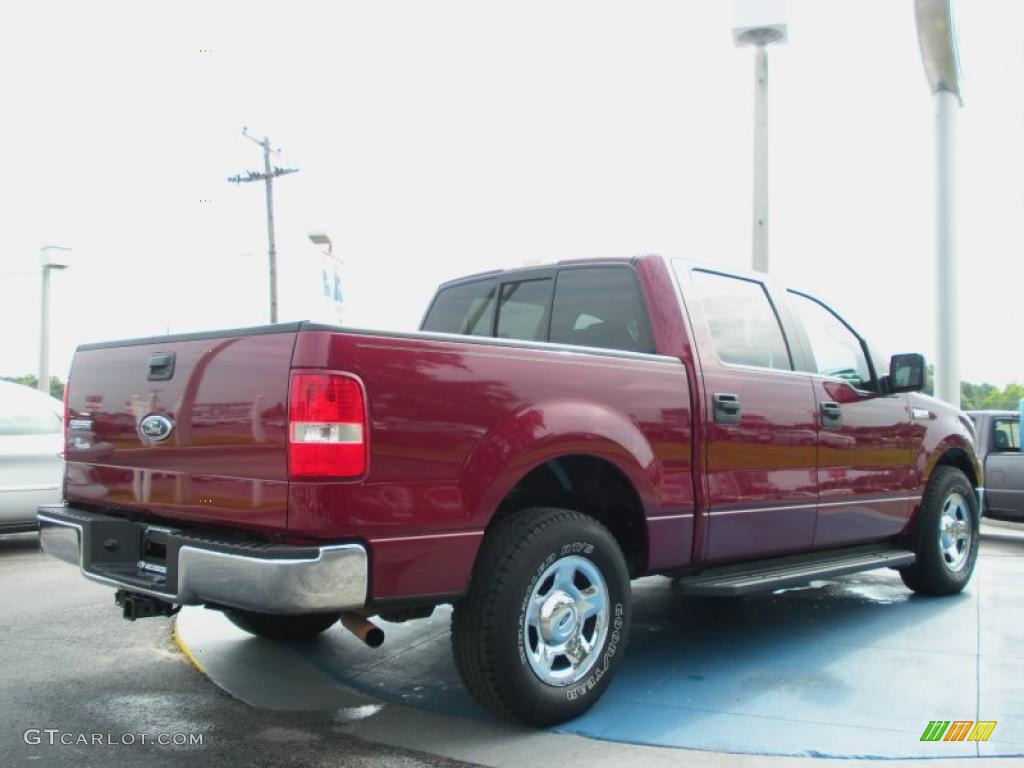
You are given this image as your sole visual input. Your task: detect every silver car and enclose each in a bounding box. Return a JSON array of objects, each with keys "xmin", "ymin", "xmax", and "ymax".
[{"xmin": 0, "ymin": 380, "xmax": 63, "ymax": 533}]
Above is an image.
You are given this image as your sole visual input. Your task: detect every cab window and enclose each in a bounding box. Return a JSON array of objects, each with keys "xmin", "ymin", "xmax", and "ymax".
[
  {"xmin": 690, "ymin": 269, "xmax": 792, "ymax": 370},
  {"xmin": 549, "ymin": 267, "xmax": 654, "ymax": 353},
  {"xmin": 495, "ymin": 279, "xmax": 552, "ymax": 341},
  {"xmin": 421, "ymin": 280, "xmax": 496, "ymax": 336},
  {"xmin": 788, "ymin": 291, "xmax": 872, "ymax": 389},
  {"xmin": 993, "ymin": 419, "xmax": 1021, "ymax": 452}
]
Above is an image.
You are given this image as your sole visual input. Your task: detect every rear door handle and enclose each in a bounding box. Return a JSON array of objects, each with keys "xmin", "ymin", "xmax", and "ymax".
[
  {"xmin": 820, "ymin": 401, "xmax": 842, "ymax": 429},
  {"xmin": 712, "ymin": 392, "xmax": 741, "ymax": 425}
]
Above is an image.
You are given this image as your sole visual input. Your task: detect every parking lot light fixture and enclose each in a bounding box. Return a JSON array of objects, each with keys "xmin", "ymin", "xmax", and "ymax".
[
  {"xmin": 915, "ymin": 0, "xmax": 963, "ymax": 407},
  {"xmin": 733, "ymin": 0, "xmax": 788, "ymax": 275}
]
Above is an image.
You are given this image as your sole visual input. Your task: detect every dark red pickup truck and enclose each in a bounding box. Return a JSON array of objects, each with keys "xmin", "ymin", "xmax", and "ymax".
[{"xmin": 39, "ymin": 255, "xmax": 981, "ymax": 725}]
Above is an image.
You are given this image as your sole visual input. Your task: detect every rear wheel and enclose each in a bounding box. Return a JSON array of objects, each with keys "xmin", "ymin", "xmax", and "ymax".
[
  {"xmin": 224, "ymin": 609, "xmax": 339, "ymax": 641},
  {"xmin": 451, "ymin": 507, "xmax": 631, "ymax": 727},
  {"xmin": 900, "ymin": 466, "xmax": 979, "ymax": 595}
]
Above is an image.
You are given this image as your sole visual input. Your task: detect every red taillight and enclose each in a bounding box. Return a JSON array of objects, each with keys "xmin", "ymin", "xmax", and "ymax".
[{"xmin": 288, "ymin": 372, "xmax": 367, "ymax": 479}]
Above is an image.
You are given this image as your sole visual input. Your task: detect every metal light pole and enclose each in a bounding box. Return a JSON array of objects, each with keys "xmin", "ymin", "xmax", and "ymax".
[
  {"xmin": 733, "ymin": 0, "xmax": 787, "ymax": 274},
  {"xmin": 39, "ymin": 246, "xmax": 72, "ymax": 395},
  {"xmin": 228, "ymin": 128, "xmax": 298, "ymax": 324},
  {"xmin": 309, "ymin": 232, "xmax": 344, "ymax": 324},
  {"xmin": 915, "ymin": 0, "xmax": 963, "ymax": 407}
]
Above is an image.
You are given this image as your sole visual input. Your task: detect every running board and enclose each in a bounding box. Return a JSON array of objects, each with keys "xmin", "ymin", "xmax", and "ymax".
[{"xmin": 674, "ymin": 544, "xmax": 916, "ymax": 596}]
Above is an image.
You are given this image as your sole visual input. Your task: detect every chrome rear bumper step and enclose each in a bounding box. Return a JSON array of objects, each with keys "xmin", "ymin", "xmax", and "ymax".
[{"xmin": 674, "ymin": 544, "xmax": 916, "ymax": 596}]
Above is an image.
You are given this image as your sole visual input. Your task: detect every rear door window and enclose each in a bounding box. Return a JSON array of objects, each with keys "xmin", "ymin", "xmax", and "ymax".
[
  {"xmin": 993, "ymin": 419, "xmax": 1021, "ymax": 451},
  {"xmin": 690, "ymin": 269, "xmax": 792, "ymax": 370},
  {"xmin": 421, "ymin": 280, "xmax": 497, "ymax": 336},
  {"xmin": 495, "ymin": 279, "xmax": 552, "ymax": 341},
  {"xmin": 549, "ymin": 268, "xmax": 654, "ymax": 353}
]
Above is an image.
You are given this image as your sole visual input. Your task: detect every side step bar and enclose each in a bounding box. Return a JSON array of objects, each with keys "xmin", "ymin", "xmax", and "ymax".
[{"xmin": 674, "ymin": 544, "xmax": 916, "ymax": 596}]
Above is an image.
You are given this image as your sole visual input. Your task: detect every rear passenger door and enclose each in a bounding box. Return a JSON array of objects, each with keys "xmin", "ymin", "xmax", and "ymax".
[{"xmin": 677, "ymin": 266, "xmax": 819, "ymax": 564}]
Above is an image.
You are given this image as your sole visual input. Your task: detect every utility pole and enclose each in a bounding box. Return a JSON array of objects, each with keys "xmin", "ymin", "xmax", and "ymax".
[{"xmin": 228, "ymin": 128, "xmax": 298, "ymax": 324}]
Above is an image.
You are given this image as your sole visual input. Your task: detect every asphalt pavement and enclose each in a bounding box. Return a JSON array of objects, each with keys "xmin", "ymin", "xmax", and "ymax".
[
  {"xmin": 0, "ymin": 531, "xmax": 473, "ymax": 768},
  {"xmin": 2, "ymin": 524, "xmax": 1022, "ymax": 768}
]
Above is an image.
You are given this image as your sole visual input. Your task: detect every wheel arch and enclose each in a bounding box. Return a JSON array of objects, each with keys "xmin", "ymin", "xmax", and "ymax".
[{"xmin": 489, "ymin": 453, "xmax": 650, "ymax": 576}]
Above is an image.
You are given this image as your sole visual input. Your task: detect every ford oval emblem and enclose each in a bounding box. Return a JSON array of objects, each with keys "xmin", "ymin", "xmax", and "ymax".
[{"xmin": 139, "ymin": 413, "xmax": 174, "ymax": 443}]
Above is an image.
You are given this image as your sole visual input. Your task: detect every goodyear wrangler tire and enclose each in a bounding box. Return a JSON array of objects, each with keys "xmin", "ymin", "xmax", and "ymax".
[
  {"xmin": 899, "ymin": 466, "xmax": 979, "ymax": 596},
  {"xmin": 451, "ymin": 507, "xmax": 631, "ymax": 727},
  {"xmin": 224, "ymin": 609, "xmax": 340, "ymax": 641}
]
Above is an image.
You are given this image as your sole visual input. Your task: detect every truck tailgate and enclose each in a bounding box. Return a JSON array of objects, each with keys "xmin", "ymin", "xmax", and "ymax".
[{"xmin": 64, "ymin": 327, "xmax": 298, "ymax": 533}]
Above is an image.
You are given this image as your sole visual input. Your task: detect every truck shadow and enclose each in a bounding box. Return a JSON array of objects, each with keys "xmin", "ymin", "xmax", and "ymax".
[{"xmin": 290, "ymin": 560, "xmax": 987, "ymax": 751}]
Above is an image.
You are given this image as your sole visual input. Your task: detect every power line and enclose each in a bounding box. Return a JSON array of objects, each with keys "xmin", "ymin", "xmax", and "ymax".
[{"xmin": 228, "ymin": 127, "xmax": 299, "ymax": 324}]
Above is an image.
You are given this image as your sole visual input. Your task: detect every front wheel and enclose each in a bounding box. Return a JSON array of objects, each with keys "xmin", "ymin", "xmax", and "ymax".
[
  {"xmin": 224, "ymin": 609, "xmax": 340, "ymax": 641},
  {"xmin": 900, "ymin": 466, "xmax": 979, "ymax": 595},
  {"xmin": 451, "ymin": 507, "xmax": 631, "ymax": 727}
]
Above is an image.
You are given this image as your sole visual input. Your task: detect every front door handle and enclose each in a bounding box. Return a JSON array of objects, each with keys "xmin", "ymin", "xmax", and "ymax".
[
  {"xmin": 820, "ymin": 401, "xmax": 842, "ymax": 430},
  {"xmin": 713, "ymin": 392, "xmax": 741, "ymax": 425}
]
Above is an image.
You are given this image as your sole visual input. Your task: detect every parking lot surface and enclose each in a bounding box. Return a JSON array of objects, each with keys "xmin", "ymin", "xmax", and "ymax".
[
  {"xmin": 4, "ymin": 524, "xmax": 1022, "ymax": 768},
  {"xmin": 0, "ymin": 532, "xmax": 469, "ymax": 768}
]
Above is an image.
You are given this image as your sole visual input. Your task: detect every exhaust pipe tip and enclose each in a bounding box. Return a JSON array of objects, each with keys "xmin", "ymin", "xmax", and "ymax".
[{"xmin": 339, "ymin": 612, "xmax": 385, "ymax": 648}]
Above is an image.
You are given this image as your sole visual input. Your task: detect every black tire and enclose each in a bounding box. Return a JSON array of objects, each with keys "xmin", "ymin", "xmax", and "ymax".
[
  {"xmin": 224, "ymin": 609, "xmax": 339, "ymax": 641},
  {"xmin": 899, "ymin": 466, "xmax": 979, "ymax": 596},
  {"xmin": 451, "ymin": 507, "xmax": 631, "ymax": 727}
]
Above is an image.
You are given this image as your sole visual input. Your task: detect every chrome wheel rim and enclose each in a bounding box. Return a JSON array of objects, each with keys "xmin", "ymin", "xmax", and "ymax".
[
  {"xmin": 939, "ymin": 491, "xmax": 971, "ymax": 572},
  {"xmin": 523, "ymin": 555, "xmax": 609, "ymax": 687}
]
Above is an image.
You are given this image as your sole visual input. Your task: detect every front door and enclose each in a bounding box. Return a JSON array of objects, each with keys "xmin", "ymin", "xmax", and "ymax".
[
  {"xmin": 679, "ymin": 267, "xmax": 819, "ymax": 564},
  {"xmin": 786, "ymin": 290, "xmax": 916, "ymax": 547}
]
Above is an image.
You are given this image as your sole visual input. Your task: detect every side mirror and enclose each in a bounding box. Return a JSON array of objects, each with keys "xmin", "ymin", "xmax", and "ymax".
[{"xmin": 888, "ymin": 353, "xmax": 926, "ymax": 393}]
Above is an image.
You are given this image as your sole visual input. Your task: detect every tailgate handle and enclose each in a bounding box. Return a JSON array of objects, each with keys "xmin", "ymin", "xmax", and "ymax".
[{"xmin": 147, "ymin": 352, "xmax": 176, "ymax": 381}]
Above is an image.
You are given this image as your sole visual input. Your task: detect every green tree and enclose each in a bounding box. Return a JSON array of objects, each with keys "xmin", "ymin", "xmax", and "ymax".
[{"xmin": 1, "ymin": 375, "xmax": 65, "ymax": 400}]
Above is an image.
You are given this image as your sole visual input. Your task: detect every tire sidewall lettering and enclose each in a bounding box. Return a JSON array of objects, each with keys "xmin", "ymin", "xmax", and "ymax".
[
  {"xmin": 518, "ymin": 551, "xmax": 557, "ymax": 666},
  {"xmin": 565, "ymin": 601, "xmax": 624, "ymax": 701}
]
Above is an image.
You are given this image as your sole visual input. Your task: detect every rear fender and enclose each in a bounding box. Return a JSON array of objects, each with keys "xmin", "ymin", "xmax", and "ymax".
[{"xmin": 462, "ymin": 399, "xmax": 661, "ymax": 530}]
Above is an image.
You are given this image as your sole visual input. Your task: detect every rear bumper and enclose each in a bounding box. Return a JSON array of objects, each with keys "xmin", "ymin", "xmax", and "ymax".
[{"xmin": 37, "ymin": 504, "xmax": 367, "ymax": 614}]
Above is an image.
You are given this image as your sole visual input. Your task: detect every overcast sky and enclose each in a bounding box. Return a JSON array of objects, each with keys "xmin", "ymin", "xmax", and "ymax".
[{"xmin": 1, "ymin": 1, "xmax": 1021, "ymax": 388}]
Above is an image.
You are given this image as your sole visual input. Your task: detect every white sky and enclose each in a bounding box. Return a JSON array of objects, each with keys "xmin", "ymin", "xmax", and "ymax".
[{"xmin": 1, "ymin": 1, "xmax": 1021, "ymax": 387}]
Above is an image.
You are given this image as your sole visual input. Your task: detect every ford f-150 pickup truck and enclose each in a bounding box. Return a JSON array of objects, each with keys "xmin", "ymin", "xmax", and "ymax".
[{"xmin": 38, "ymin": 255, "xmax": 981, "ymax": 726}]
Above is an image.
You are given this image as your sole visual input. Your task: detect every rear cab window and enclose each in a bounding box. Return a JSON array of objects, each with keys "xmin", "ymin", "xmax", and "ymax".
[
  {"xmin": 496, "ymin": 279, "xmax": 552, "ymax": 341},
  {"xmin": 549, "ymin": 267, "xmax": 654, "ymax": 353},
  {"xmin": 421, "ymin": 279, "xmax": 497, "ymax": 336},
  {"xmin": 422, "ymin": 265, "xmax": 654, "ymax": 354}
]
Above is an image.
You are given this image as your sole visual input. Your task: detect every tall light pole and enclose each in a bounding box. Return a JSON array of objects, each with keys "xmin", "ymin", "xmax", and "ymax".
[
  {"xmin": 915, "ymin": 0, "xmax": 963, "ymax": 407},
  {"xmin": 228, "ymin": 128, "xmax": 299, "ymax": 324},
  {"xmin": 39, "ymin": 246, "xmax": 72, "ymax": 395},
  {"xmin": 733, "ymin": 0, "xmax": 787, "ymax": 274},
  {"xmin": 309, "ymin": 232, "xmax": 344, "ymax": 324}
]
